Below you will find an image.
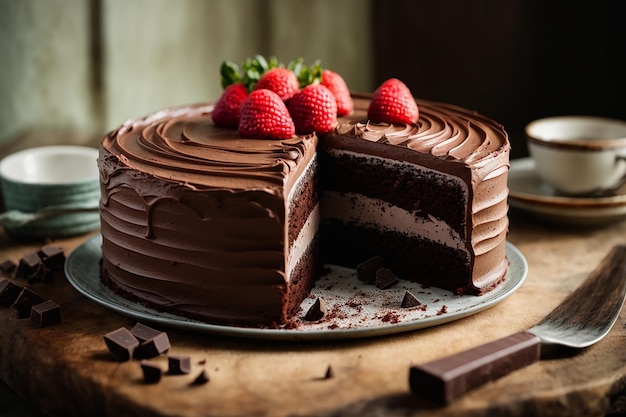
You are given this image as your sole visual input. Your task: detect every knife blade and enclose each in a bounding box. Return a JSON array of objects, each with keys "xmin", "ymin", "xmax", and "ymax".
[{"xmin": 409, "ymin": 244, "xmax": 626, "ymax": 404}]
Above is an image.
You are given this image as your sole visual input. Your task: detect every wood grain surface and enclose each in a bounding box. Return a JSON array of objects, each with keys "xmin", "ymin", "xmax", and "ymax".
[{"xmin": 1, "ymin": 209, "xmax": 626, "ymax": 417}]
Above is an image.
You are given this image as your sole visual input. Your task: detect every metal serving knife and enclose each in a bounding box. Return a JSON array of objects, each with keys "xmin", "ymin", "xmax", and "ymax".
[{"xmin": 409, "ymin": 244, "xmax": 626, "ymax": 404}]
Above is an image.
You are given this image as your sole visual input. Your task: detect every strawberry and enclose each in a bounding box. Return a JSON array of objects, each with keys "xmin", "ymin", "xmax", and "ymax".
[
  {"xmin": 211, "ymin": 82, "xmax": 248, "ymax": 128},
  {"xmin": 288, "ymin": 84, "xmax": 338, "ymax": 135},
  {"xmin": 254, "ymin": 67, "xmax": 300, "ymax": 101},
  {"xmin": 238, "ymin": 89, "xmax": 295, "ymax": 139},
  {"xmin": 367, "ymin": 78, "xmax": 419, "ymax": 125},
  {"xmin": 321, "ymin": 69, "xmax": 353, "ymax": 116}
]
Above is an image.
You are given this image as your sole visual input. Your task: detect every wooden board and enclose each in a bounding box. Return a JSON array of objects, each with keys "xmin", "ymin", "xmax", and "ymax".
[{"xmin": 1, "ymin": 211, "xmax": 626, "ymax": 417}]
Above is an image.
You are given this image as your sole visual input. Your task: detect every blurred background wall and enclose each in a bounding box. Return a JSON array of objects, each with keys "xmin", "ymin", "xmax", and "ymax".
[{"xmin": 1, "ymin": 0, "xmax": 624, "ymax": 159}]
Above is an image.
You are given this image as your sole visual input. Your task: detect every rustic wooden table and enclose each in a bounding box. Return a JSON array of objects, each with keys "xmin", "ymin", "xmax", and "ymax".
[{"xmin": 0, "ymin": 208, "xmax": 625, "ymax": 417}]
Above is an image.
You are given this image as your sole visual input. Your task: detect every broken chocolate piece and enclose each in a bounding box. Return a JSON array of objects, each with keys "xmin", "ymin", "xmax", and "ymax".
[
  {"xmin": 0, "ymin": 259, "xmax": 16, "ymax": 275},
  {"xmin": 104, "ymin": 327, "xmax": 139, "ymax": 361},
  {"xmin": 191, "ymin": 369, "xmax": 209, "ymax": 385},
  {"xmin": 324, "ymin": 365, "xmax": 334, "ymax": 379},
  {"xmin": 356, "ymin": 256, "xmax": 384, "ymax": 283},
  {"xmin": 11, "ymin": 287, "xmax": 44, "ymax": 318},
  {"xmin": 140, "ymin": 360, "xmax": 162, "ymax": 383},
  {"xmin": 401, "ymin": 290, "xmax": 422, "ymax": 308},
  {"xmin": 30, "ymin": 300, "xmax": 61, "ymax": 327},
  {"xmin": 168, "ymin": 355, "xmax": 192, "ymax": 375},
  {"xmin": 15, "ymin": 252, "xmax": 44, "ymax": 281},
  {"xmin": 130, "ymin": 322, "xmax": 162, "ymax": 343},
  {"xmin": 304, "ymin": 297, "xmax": 327, "ymax": 321},
  {"xmin": 38, "ymin": 245, "xmax": 65, "ymax": 271},
  {"xmin": 0, "ymin": 278, "xmax": 22, "ymax": 306},
  {"xmin": 375, "ymin": 268, "xmax": 399, "ymax": 290},
  {"xmin": 134, "ymin": 332, "xmax": 171, "ymax": 359}
]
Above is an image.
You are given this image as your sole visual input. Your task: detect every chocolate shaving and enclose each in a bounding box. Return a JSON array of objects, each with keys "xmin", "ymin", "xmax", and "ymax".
[
  {"xmin": 191, "ymin": 369, "xmax": 210, "ymax": 385},
  {"xmin": 401, "ymin": 291, "xmax": 422, "ymax": 308},
  {"xmin": 31, "ymin": 300, "xmax": 61, "ymax": 327},
  {"xmin": 11, "ymin": 287, "xmax": 44, "ymax": 318},
  {"xmin": 375, "ymin": 268, "xmax": 399, "ymax": 290},
  {"xmin": 140, "ymin": 360, "xmax": 162, "ymax": 383},
  {"xmin": 356, "ymin": 256, "xmax": 384, "ymax": 283},
  {"xmin": 0, "ymin": 278, "xmax": 22, "ymax": 306},
  {"xmin": 104, "ymin": 327, "xmax": 139, "ymax": 361},
  {"xmin": 304, "ymin": 297, "xmax": 327, "ymax": 321},
  {"xmin": 168, "ymin": 355, "xmax": 192, "ymax": 375}
]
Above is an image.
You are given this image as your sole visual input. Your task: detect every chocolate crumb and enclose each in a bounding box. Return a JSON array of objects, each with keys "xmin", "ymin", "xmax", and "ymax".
[
  {"xmin": 437, "ymin": 305, "xmax": 449, "ymax": 315},
  {"xmin": 11, "ymin": 287, "xmax": 44, "ymax": 318},
  {"xmin": 140, "ymin": 360, "xmax": 162, "ymax": 383},
  {"xmin": 168, "ymin": 355, "xmax": 192, "ymax": 375},
  {"xmin": 191, "ymin": 369, "xmax": 210, "ymax": 385},
  {"xmin": 304, "ymin": 297, "xmax": 327, "ymax": 321},
  {"xmin": 0, "ymin": 278, "xmax": 22, "ymax": 306},
  {"xmin": 400, "ymin": 291, "xmax": 421, "ymax": 308},
  {"xmin": 30, "ymin": 300, "xmax": 61, "ymax": 327},
  {"xmin": 356, "ymin": 256, "xmax": 383, "ymax": 283},
  {"xmin": 375, "ymin": 268, "xmax": 399, "ymax": 290},
  {"xmin": 104, "ymin": 327, "xmax": 139, "ymax": 361}
]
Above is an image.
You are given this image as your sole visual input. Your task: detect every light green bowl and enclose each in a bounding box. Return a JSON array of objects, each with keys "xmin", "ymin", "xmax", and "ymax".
[{"xmin": 0, "ymin": 145, "xmax": 100, "ymax": 240}]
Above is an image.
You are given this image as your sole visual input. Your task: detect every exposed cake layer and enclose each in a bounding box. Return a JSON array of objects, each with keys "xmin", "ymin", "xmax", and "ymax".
[
  {"xmin": 99, "ymin": 104, "xmax": 319, "ymax": 326},
  {"xmin": 322, "ymin": 95, "xmax": 510, "ymax": 293}
]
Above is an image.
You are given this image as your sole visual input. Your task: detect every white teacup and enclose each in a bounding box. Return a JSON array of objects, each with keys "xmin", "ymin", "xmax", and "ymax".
[
  {"xmin": 0, "ymin": 145, "xmax": 100, "ymax": 240},
  {"xmin": 526, "ymin": 116, "xmax": 626, "ymax": 195}
]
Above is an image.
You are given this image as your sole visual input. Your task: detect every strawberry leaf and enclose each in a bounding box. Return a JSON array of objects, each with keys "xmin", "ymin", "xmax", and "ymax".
[{"xmin": 220, "ymin": 61, "xmax": 242, "ymax": 89}]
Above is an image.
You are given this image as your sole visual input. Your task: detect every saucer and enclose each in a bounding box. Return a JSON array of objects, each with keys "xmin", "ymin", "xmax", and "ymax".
[{"xmin": 508, "ymin": 158, "xmax": 626, "ymax": 225}]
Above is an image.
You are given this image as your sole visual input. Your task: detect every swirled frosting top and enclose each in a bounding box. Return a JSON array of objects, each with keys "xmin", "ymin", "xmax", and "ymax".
[
  {"xmin": 344, "ymin": 95, "xmax": 510, "ymax": 170},
  {"xmin": 102, "ymin": 104, "xmax": 317, "ymax": 190}
]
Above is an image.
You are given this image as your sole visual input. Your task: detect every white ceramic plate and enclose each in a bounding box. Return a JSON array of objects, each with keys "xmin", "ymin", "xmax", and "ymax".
[
  {"xmin": 65, "ymin": 235, "xmax": 527, "ymax": 341},
  {"xmin": 508, "ymin": 158, "xmax": 626, "ymax": 225}
]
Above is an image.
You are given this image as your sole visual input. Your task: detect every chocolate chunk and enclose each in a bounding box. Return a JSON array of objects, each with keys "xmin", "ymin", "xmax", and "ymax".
[
  {"xmin": 191, "ymin": 369, "xmax": 210, "ymax": 385},
  {"xmin": 15, "ymin": 252, "xmax": 44, "ymax": 281},
  {"xmin": 11, "ymin": 287, "xmax": 44, "ymax": 318},
  {"xmin": 304, "ymin": 297, "xmax": 327, "ymax": 321},
  {"xmin": 30, "ymin": 300, "xmax": 61, "ymax": 327},
  {"xmin": 134, "ymin": 332, "xmax": 171, "ymax": 359},
  {"xmin": 0, "ymin": 278, "xmax": 22, "ymax": 306},
  {"xmin": 140, "ymin": 360, "xmax": 162, "ymax": 383},
  {"xmin": 401, "ymin": 290, "xmax": 422, "ymax": 308},
  {"xmin": 168, "ymin": 355, "xmax": 192, "ymax": 375},
  {"xmin": 38, "ymin": 245, "xmax": 65, "ymax": 271},
  {"xmin": 104, "ymin": 327, "xmax": 139, "ymax": 361},
  {"xmin": 324, "ymin": 365, "xmax": 334, "ymax": 379},
  {"xmin": 0, "ymin": 259, "xmax": 16, "ymax": 275},
  {"xmin": 130, "ymin": 322, "xmax": 162, "ymax": 343},
  {"xmin": 375, "ymin": 268, "xmax": 399, "ymax": 290},
  {"xmin": 356, "ymin": 256, "xmax": 384, "ymax": 283}
]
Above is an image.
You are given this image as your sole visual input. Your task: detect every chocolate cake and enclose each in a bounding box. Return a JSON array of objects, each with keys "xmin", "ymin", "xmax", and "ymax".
[{"xmin": 99, "ymin": 92, "xmax": 510, "ymax": 327}]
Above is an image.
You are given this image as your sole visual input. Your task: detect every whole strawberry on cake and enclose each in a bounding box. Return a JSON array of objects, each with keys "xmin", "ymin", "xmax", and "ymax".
[{"xmin": 99, "ymin": 55, "xmax": 510, "ymax": 328}]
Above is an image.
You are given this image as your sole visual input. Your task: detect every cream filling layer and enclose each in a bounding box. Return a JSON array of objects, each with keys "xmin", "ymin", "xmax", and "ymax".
[
  {"xmin": 286, "ymin": 203, "xmax": 320, "ymax": 279},
  {"xmin": 321, "ymin": 191, "xmax": 466, "ymax": 251}
]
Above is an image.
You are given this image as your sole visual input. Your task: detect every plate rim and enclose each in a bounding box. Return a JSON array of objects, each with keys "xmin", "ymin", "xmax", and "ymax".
[{"xmin": 65, "ymin": 235, "xmax": 528, "ymax": 341}]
